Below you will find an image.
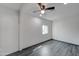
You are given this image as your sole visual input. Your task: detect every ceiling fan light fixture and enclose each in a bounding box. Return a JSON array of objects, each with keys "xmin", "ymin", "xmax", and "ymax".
[{"xmin": 41, "ymin": 10, "xmax": 45, "ymax": 14}]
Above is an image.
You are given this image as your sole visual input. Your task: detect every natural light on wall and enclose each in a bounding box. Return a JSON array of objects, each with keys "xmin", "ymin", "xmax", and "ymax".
[
  {"xmin": 42, "ymin": 25, "xmax": 48, "ymax": 35},
  {"xmin": 33, "ymin": 18, "xmax": 41, "ymax": 25}
]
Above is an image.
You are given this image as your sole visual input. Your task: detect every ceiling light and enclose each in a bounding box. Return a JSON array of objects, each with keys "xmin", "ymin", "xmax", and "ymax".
[
  {"xmin": 41, "ymin": 10, "xmax": 45, "ymax": 14},
  {"xmin": 40, "ymin": 10, "xmax": 45, "ymax": 16}
]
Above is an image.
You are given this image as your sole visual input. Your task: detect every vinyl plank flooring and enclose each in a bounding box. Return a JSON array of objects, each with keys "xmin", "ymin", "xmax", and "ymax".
[{"xmin": 7, "ymin": 39, "xmax": 79, "ymax": 56}]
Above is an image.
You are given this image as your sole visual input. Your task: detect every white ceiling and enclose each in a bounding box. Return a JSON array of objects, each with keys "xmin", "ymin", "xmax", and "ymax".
[
  {"xmin": 42, "ymin": 3, "xmax": 79, "ymax": 21},
  {"xmin": 21, "ymin": 3, "xmax": 79, "ymax": 21},
  {"xmin": 0, "ymin": 3, "xmax": 23, "ymax": 11},
  {"xmin": 0, "ymin": 3, "xmax": 79, "ymax": 21}
]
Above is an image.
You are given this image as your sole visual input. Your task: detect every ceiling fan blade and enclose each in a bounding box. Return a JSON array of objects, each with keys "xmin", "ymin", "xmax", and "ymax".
[
  {"xmin": 33, "ymin": 10, "xmax": 41, "ymax": 13},
  {"xmin": 45, "ymin": 7, "xmax": 55, "ymax": 10},
  {"xmin": 38, "ymin": 3, "xmax": 42, "ymax": 7},
  {"xmin": 37, "ymin": 3, "xmax": 46, "ymax": 10}
]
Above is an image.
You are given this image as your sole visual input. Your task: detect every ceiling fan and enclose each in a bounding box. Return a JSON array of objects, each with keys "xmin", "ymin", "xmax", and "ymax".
[{"xmin": 33, "ymin": 3, "xmax": 55, "ymax": 16}]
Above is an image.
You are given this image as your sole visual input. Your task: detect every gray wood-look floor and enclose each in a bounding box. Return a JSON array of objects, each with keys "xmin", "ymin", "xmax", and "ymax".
[{"xmin": 7, "ymin": 39, "xmax": 79, "ymax": 56}]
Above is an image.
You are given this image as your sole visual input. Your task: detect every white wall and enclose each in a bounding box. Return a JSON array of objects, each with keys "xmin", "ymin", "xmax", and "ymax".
[
  {"xmin": 0, "ymin": 6, "xmax": 18, "ymax": 55},
  {"xmin": 20, "ymin": 4, "xmax": 52, "ymax": 50},
  {"xmin": 53, "ymin": 12, "xmax": 79, "ymax": 45},
  {"xmin": 0, "ymin": 3, "xmax": 52, "ymax": 55}
]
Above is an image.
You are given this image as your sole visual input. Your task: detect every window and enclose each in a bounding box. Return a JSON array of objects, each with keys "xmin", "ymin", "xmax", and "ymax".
[{"xmin": 42, "ymin": 25, "xmax": 48, "ymax": 35}]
